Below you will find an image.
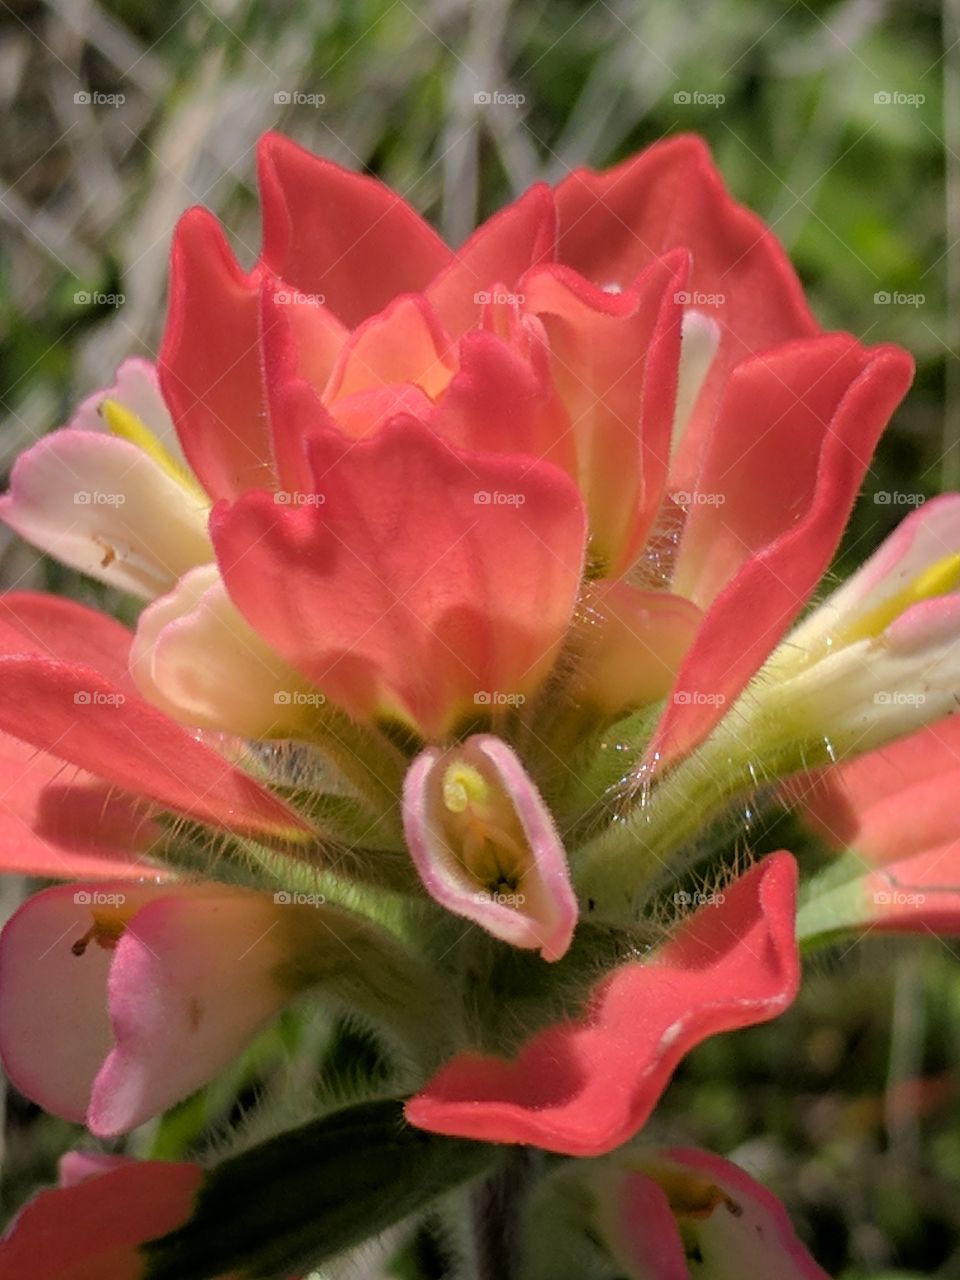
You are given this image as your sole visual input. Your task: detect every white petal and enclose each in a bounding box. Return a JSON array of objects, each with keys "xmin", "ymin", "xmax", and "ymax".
[
  {"xmin": 0, "ymin": 430, "xmax": 213, "ymax": 598},
  {"xmin": 131, "ymin": 564, "xmax": 324, "ymax": 736}
]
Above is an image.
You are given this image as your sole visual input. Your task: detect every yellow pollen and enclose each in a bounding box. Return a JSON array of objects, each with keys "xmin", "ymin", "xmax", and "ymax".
[
  {"xmin": 101, "ymin": 399, "xmax": 208, "ymax": 502},
  {"xmin": 442, "ymin": 762, "xmax": 490, "ymax": 814},
  {"xmin": 834, "ymin": 551, "xmax": 960, "ymax": 648}
]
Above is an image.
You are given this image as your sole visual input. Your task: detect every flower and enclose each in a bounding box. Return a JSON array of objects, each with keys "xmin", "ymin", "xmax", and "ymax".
[
  {"xmin": 593, "ymin": 1146, "xmax": 828, "ymax": 1279},
  {"xmin": 0, "ymin": 131, "xmax": 932, "ymax": 1276},
  {"xmin": 406, "ymin": 853, "xmax": 798, "ymax": 1155},
  {"xmin": 402, "ymin": 733, "xmax": 578, "ymax": 959}
]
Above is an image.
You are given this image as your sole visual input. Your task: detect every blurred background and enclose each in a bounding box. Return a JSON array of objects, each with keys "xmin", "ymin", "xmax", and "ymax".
[{"xmin": 1, "ymin": 1, "xmax": 959, "ymax": 1276}]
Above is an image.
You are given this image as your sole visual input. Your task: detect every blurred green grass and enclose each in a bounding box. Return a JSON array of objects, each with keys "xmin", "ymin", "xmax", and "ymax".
[{"xmin": 1, "ymin": 0, "xmax": 959, "ymax": 1274}]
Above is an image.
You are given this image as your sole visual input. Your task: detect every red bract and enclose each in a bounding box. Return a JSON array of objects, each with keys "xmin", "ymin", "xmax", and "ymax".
[
  {"xmin": 0, "ymin": 1156, "xmax": 204, "ymax": 1280},
  {"xmin": 210, "ymin": 417, "xmax": 587, "ymax": 739},
  {"xmin": 406, "ymin": 854, "xmax": 799, "ymax": 1155},
  {"xmin": 795, "ymin": 715, "xmax": 960, "ymax": 933},
  {"xmin": 0, "ymin": 593, "xmax": 308, "ymax": 848}
]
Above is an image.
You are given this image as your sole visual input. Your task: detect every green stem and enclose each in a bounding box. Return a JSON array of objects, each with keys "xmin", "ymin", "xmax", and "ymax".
[
  {"xmin": 468, "ymin": 1148, "xmax": 540, "ymax": 1280},
  {"xmin": 574, "ymin": 715, "xmax": 846, "ymax": 918}
]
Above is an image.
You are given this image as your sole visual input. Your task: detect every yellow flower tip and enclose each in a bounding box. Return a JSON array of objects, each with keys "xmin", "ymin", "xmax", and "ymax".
[
  {"xmin": 442, "ymin": 761, "xmax": 490, "ymax": 814},
  {"xmin": 101, "ymin": 398, "xmax": 208, "ymax": 504},
  {"xmin": 837, "ymin": 549, "xmax": 960, "ymax": 648}
]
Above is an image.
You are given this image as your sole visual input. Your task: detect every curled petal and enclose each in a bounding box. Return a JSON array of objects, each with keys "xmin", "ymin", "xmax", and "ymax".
[
  {"xmin": 324, "ymin": 293, "xmax": 455, "ymax": 404},
  {"xmin": 88, "ymin": 886, "xmax": 309, "ymax": 1136},
  {"xmin": 0, "ymin": 734, "xmax": 161, "ymax": 880},
  {"xmin": 430, "ymin": 322, "xmax": 575, "ymax": 477},
  {"xmin": 403, "ymin": 735, "xmax": 577, "ymax": 960},
  {"xmin": 72, "ymin": 357, "xmax": 185, "ymax": 465},
  {"xmin": 0, "ymin": 881, "xmax": 160, "ymax": 1124},
  {"xmin": 212, "ymin": 417, "xmax": 587, "ymax": 738},
  {"xmin": 0, "ymin": 656, "xmax": 308, "ymax": 838},
  {"xmin": 159, "ymin": 206, "xmax": 275, "ymax": 500},
  {"xmin": 407, "ymin": 853, "xmax": 799, "ymax": 1155},
  {"xmin": 0, "ymin": 430, "xmax": 213, "ymax": 599}
]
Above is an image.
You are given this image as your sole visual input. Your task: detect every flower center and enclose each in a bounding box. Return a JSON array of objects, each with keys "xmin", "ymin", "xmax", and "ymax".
[
  {"xmin": 440, "ymin": 761, "xmax": 526, "ymax": 895},
  {"xmin": 70, "ymin": 908, "xmax": 129, "ymax": 956}
]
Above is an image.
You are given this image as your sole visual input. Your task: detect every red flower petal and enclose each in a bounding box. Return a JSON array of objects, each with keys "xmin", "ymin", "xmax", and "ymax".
[
  {"xmin": 427, "ymin": 183, "xmax": 556, "ymax": 336},
  {"xmin": 0, "ymin": 1159, "xmax": 202, "ymax": 1280},
  {"xmin": 0, "ymin": 594, "xmax": 308, "ymax": 839},
  {"xmin": 796, "ymin": 717, "xmax": 960, "ymax": 932},
  {"xmin": 555, "ymin": 136, "xmax": 819, "ymax": 486},
  {"xmin": 0, "ymin": 734, "xmax": 161, "ymax": 880},
  {"xmin": 429, "ymin": 324, "xmax": 576, "ymax": 476},
  {"xmin": 520, "ymin": 253, "xmax": 686, "ymax": 575},
  {"xmin": 159, "ymin": 207, "xmax": 274, "ymax": 501},
  {"xmin": 324, "ymin": 293, "xmax": 455, "ymax": 403},
  {"xmin": 652, "ymin": 336, "xmax": 914, "ymax": 768},
  {"xmin": 257, "ymin": 132, "xmax": 451, "ymax": 327},
  {"xmin": 406, "ymin": 853, "xmax": 799, "ymax": 1155},
  {"xmin": 212, "ymin": 417, "xmax": 587, "ymax": 738}
]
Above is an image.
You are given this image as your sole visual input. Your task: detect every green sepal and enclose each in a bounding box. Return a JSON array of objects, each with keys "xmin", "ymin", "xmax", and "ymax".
[
  {"xmin": 142, "ymin": 1099, "xmax": 498, "ymax": 1280},
  {"xmin": 795, "ymin": 852, "xmax": 877, "ymax": 948}
]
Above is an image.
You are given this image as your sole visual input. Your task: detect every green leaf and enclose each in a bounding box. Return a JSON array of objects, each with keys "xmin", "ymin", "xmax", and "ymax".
[{"xmin": 142, "ymin": 1099, "xmax": 497, "ymax": 1280}]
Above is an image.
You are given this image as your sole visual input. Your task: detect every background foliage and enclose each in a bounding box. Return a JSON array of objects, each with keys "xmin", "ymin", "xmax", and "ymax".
[{"xmin": 0, "ymin": 0, "xmax": 958, "ymax": 1275}]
